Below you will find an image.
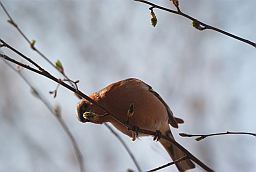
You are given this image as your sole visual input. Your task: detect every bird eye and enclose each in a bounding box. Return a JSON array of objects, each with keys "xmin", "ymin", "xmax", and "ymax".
[{"xmin": 80, "ymin": 104, "xmax": 88, "ymax": 113}]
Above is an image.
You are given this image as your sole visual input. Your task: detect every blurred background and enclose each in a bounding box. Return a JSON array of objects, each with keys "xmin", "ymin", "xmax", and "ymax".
[{"xmin": 0, "ymin": 0, "xmax": 256, "ymax": 172}]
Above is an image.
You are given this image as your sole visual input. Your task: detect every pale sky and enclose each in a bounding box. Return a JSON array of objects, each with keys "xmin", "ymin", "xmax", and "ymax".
[{"xmin": 0, "ymin": 1, "xmax": 256, "ymax": 172}]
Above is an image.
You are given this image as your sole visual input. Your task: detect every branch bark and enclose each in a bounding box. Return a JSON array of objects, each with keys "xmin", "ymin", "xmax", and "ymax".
[
  {"xmin": 180, "ymin": 131, "xmax": 256, "ymax": 141},
  {"xmin": 0, "ymin": 39, "xmax": 214, "ymax": 171},
  {"xmin": 0, "ymin": 1, "xmax": 142, "ymax": 170},
  {"xmin": 134, "ymin": 0, "xmax": 256, "ymax": 48}
]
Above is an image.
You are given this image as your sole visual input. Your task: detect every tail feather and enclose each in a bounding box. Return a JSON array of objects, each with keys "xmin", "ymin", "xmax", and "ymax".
[{"xmin": 160, "ymin": 137, "xmax": 195, "ymax": 171}]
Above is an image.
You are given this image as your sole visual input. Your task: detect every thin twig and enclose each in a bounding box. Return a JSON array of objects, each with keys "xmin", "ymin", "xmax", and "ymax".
[
  {"xmin": 146, "ymin": 156, "xmax": 188, "ymax": 172},
  {"xmin": 0, "ymin": 14, "xmax": 84, "ymax": 165},
  {"xmin": 104, "ymin": 123, "xmax": 142, "ymax": 172},
  {"xmin": 57, "ymin": 117, "xmax": 84, "ymax": 172},
  {"xmin": 180, "ymin": 131, "xmax": 256, "ymax": 141},
  {"xmin": 0, "ymin": 43, "xmax": 214, "ymax": 172},
  {"xmin": 134, "ymin": 0, "xmax": 256, "ymax": 48},
  {"xmin": 0, "ymin": 2, "xmax": 142, "ymax": 171},
  {"xmin": 2, "ymin": 60, "xmax": 85, "ymax": 172},
  {"xmin": 0, "ymin": 0, "xmax": 77, "ymax": 88},
  {"xmin": 1, "ymin": 44, "xmax": 141, "ymax": 172}
]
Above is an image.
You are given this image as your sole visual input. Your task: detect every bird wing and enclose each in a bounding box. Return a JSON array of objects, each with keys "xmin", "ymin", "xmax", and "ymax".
[
  {"xmin": 144, "ymin": 83, "xmax": 179, "ymax": 128},
  {"xmin": 99, "ymin": 78, "xmax": 183, "ymax": 128}
]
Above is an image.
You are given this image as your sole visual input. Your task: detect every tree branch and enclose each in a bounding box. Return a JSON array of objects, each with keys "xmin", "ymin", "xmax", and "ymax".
[
  {"xmin": 0, "ymin": 40, "xmax": 214, "ymax": 171},
  {"xmin": 104, "ymin": 123, "xmax": 142, "ymax": 172},
  {"xmin": 0, "ymin": 0, "xmax": 77, "ymax": 89},
  {"xmin": 180, "ymin": 131, "xmax": 256, "ymax": 141},
  {"xmin": 0, "ymin": 1, "xmax": 142, "ymax": 170},
  {"xmin": 1, "ymin": 60, "xmax": 85, "ymax": 172},
  {"xmin": 146, "ymin": 156, "xmax": 188, "ymax": 172},
  {"xmin": 134, "ymin": 0, "xmax": 256, "ymax": 48}
]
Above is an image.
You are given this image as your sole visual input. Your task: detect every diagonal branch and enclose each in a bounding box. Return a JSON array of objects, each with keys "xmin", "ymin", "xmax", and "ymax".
[
  {"xmin": 0, "ymin": 40, "xmax": 142, "ymax": 172},
  {"xmin": 180, "ymin": 131, "xmax": 256, "ymax": 141},
  {"xmin": 1, "ymin": 60, "xmax": 85, "ymax": 172},
  {"xmin": 0, "ymin": 1, "xmax": 142, "ymax": 170},
  {"xmin": 104, "ymin": 123, "xmax": 142, "ymax": 172},
  {"xmin": 0, "ymin": 41, "xmax": 214, "ymax": 171},
  {"xmin": 134, "ymin": 0, "xmax": 256, "ymax": 48},
  {"xmin": 0, "ymin": 0, "xmax": 77, "ymax": 88},
  {"xmin": 146, "ymin": 156, "xmax": 188, "ymax": 172}
]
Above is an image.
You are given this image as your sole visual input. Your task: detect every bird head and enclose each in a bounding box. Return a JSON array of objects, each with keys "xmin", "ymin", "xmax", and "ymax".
[{"xmin": 76, "ymin": 98, "xmax": 107, "ymax": 124}]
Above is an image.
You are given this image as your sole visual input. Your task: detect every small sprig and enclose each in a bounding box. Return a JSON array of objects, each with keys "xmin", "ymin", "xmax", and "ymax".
[
  {"xmin": 171, "ymin": 0, "xmax": 180, "ymax": 12},
  {"xmin": 134, "ymin": 0, "xmax": 256, "ymax": 48},
  {"xmin": 55, "ymin": 60, "xmax": 64, "ymax": 74},
  {"xmin": 149, "ymin": 7, "xmax": 157, "ymax": 27},
  {"xmin": 180, "ymin": 131, "xmax": 256, "ymax": 141},
  {"xmin": 7, "ymin": 19, "xmax": 17, "ymax": 27},
  {"xmin": 192, "ymin": 20, "xmax": 206, "ymax": 31},
  {"xmin": 30, "ymin": 39, "xmax": 36, "ymax": 50}
]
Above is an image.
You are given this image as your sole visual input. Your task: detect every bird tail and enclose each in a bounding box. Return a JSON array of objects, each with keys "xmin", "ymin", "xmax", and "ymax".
[{"xmin": 159, "ymin": 135, "xmax": 195, "ymax": 172}]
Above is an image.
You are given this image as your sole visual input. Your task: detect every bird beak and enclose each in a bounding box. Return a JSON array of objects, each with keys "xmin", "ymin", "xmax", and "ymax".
[
  {"xmin": 76, "ymin": 110, "xmax": 90, "ymax": 123},
  {"xmin": 82, "ymin": 112, "xmax": 100, "ymax": 123}
]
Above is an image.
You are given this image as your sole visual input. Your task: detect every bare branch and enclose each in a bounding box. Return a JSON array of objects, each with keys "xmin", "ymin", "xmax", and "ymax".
[
  {"xmin": 1, "ymin": 59, "xmax": 85, "ymax": 172},
  {"xmin": 0, "ymin": 0, "xmax": 78, "ymax": 88},
  {"xmin": 0, "ymin": 39, "xmax": 46, "ymax": 72},
  {"xmin": 0, "ymin": 43, "xmax": 213, "ymax": 172},
  {"xmin": 180, "ymin": 131, "xmax": 256, "ymax": 141},
  {"xmin": 0, "ymin": 4, "xmax": 141, "ymax": 170},
  {"xmin": 171, "ymin": 0, "xmax": 180, "ymax": 12},
  {"xmin": 146, "ymin": 156, "xmax": 188, "ymax": 172},
  {"xmin": 134, "ymin": 0, "xmax": 256, "ymax": 48},
  {"xmin": 0, "ymin": 1, "xmax": 221, "ymax": 171},
  {"xmin": 0, "ymin": 1, "xmax": 142, "ymax": 167},
  {"xmin": 104, "ymin": 123, "xmax": 142, "ymax": 172}
]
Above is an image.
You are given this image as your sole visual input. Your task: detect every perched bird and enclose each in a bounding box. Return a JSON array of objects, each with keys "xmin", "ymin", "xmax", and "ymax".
[{"xmin": 77, "ymin": 78, "xmax": 195, "ymax": 171}]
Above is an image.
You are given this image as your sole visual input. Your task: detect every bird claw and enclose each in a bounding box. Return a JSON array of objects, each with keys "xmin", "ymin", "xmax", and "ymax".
[
  {"xmin": 153, "ymin": 130, "xmax": 162, "ymax": 141},
  {"xmin": 128, "ymin": 125, "xmax": 139, "ymax": 141}
]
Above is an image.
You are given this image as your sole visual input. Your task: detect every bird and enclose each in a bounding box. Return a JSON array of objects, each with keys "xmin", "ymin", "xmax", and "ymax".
[{"xmin": 77, "ymin": 78, "xmax": 195, "ymax": 171}]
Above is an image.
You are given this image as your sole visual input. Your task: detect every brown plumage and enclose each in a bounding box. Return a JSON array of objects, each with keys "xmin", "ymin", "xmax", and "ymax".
[{"xmin": 77, "ymin": 78, "xmax": 195, "ymax": 171}]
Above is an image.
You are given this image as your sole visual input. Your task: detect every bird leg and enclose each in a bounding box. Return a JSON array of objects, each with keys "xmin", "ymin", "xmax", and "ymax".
[
  {"xmin": 128, "ymin": 125, "xmax": 139, "ymax": 141},
  {"xmin": 153, "ymin": 130, "xmax": 162, "ymax": 141}
]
